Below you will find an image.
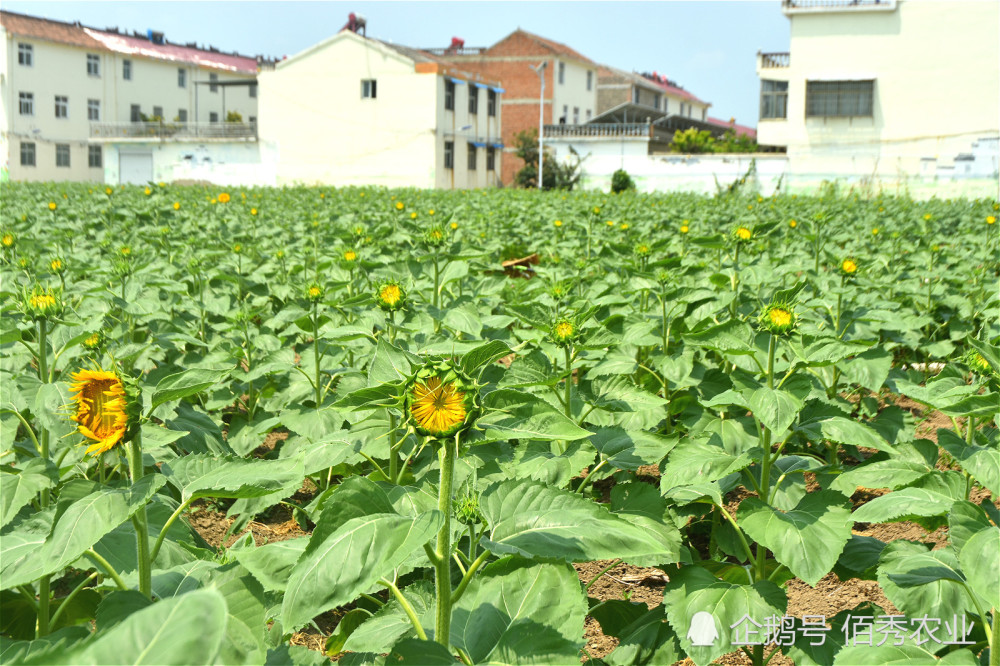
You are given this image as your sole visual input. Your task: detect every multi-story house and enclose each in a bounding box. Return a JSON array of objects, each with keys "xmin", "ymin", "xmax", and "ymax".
[
  {"xmin": 427, "ymin": 29, "xmax": 599, "ymax": 185},
  {"xmin": 1, "ymin": 10, "xmax": 259, "ymax": 183},
  {"xmin": 596, "ymin": 66, "xmax": 711, "ymax": 127},
  {"xmin": 755, "ymin": 0, "xmax": 999, "ymax": 188},
  {"xmin": 257, "ymin": 27, "xmax": 503, "ymax": 188}
]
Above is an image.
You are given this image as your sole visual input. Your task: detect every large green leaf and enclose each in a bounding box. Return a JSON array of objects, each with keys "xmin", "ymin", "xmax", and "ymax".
[
  {"xmin": 450, "ymin": 557, "xmax": 585, "ymax": 664},
  {"xmin": 852, "ymin": 488, "xmax": 957, "ymax": 524},
  {"xmin": 948, "ymin": 501, "xmax": 994, "ymax": 553},
  {"xmin": 280, "ymin": 511, "xmax": 441, "ymax": 632},
  {"xmin": 480, "ymin": 480, "xmax": 679, "ymax": 564},
  {"xmin": 343, "ymin": 581, "xmax": 435, "ymax": 653},
  {"xmin": 0, "ymin": 458, "xmax": 58, "ymax": 528},
  {"xmin": 796, "ymin": 415, "xmax": 890, "ymax": 452},
  {"xmin": 877, "ymin": 541, "xmax": 976, "ymax": 619},
  {"xmin": 161, "ymin": 454, "xmax": 305, "ymax": 502},
  {"xmin": 937, "ymin": 428, "xmax": 1000, "ymax": 495},
  {"xmin": 367, "ymin": 338, "xmax": 421, "ymax": 386},
  {"xmin": 829, "ymin": 459, "xmax": 933, "ymax": 496},
  {"xmin": 236, "ymin": 537, "xmax": 307, "ymax": 593},
  {"xmin": 474, "ymin": 390, "xmax": 593, "ymax": 443},
  {"xmin": 460, "ymin": 339, "xmax": 512, "ymax": 377},
  {"xmin": 590, "ymin": 601, "xmax": 682, "ymax": 666},
  {"xmin": 68, "ymin": 588, "xmax": 227, "ymax": 665},
  {"xmin": 739, "ymin": 490, "xmax": 853, "ymax": 586},
  {"xmin": 960, "ymin": 527, "xmax": 1000, "ymax": 610},
  {"xmin": 3, "ymin": 475, "xmax": 165, "ymax": 589},
  {"xmin": 833, "ymin": 644, "xmax": 977, "ymax": 666},
  {"xmin": 590, "ymin": 428, "xmax": 677, "ymax": 471},
  {"xmin": 661, "ymin": 566, "xmax": 786, "ymax": 666},
  {"xmin": 659, "ymin": 437, "xmax": 752, "ymax": 493},
  {"xmin": 149, "ymin": 367, "xmax": 232, "ymax": 412},
  {"xmin": 748, "ymin": 386, "xmax": 802, "ymax": 435}
]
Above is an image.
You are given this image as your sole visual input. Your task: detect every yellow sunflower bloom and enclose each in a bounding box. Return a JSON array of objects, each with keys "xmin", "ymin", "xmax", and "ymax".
[
  {"xmin": 70, "ymin": 368, "xmax": 130, "ymax": 455},
  {"xmin": 409, "ymin": 375, "xmax": 467, "ymax": 437},
  {"xmin": 48, "ymin": 202, "xmax": 57, "ymax": 211},
  {"xmin": 218, "ymin": 192, "xmax": 231, "ymax": 204},
  {"xmin": 736, "ymin": 226, "xmax": 752, "ymax": 241}
]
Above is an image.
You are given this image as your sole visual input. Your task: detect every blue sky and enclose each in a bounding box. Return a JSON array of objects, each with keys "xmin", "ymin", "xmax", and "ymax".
[{"xmin": 4, "ymin": 1, "xmax": 790, "ymax": 126}]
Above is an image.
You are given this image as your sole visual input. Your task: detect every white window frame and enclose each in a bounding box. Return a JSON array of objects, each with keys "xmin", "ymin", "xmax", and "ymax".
[
  {"xmin": 445, "ymin": 80, "xmax": 455, "ymax": 111},
  {"xmin": 19, "ymin": 92, "xmax": 34, "ymax": 116},
  {"xmin": 586, "ymin": 70, "xmax": 593, "ymax": 91},
  {"xmin": 89, "ymin": 145, "xmax": 103, "ymax": 168},
  {"xmin": 209, "ymin": 73, "xmax": 218, "ymax": 93},
  {"xmin": 20, "ymin": 141, "xmax": 36, "ymax": 167},
  {"xmin": 558, "ymin": 61, "xmax": 565, "ymax": 85},
  {"xmin": 178, "ymin": 108, "xmax": 188, "ymax": 122},
  {"xmin": 178, "ymin": 68, "xmax": 186, "ymax": 88},
  {"xmin": 18, "ymin": 43, "xmax": 33, "ymax": 66},
  {"xmin": 444, "ymin": 140, "xmax": 454, "ymax": 169},
  {"xmin": 467, "ymin": 142, "xmax": 477, "ymax": 170},
  {"xmin": 361, "ymin": 79, "xmax": 377, "ymax": 99},
  {"xmin": 123, "ymin": 59, "xmax": 132, "ymax": 80},
  {"xmin": 55, "ymin": 95, "xmax": 68, "ymax": 119},
  {"xmin": 88, "ymin": 98, "xmax": 101, "ymax": 121},
  {"xmin": 56, "ymin": 144, "xmax": 71, "ymax": 168},
  {"xmin": 87, "ymin": 54, "xmax": 100, "ymax": 76}
]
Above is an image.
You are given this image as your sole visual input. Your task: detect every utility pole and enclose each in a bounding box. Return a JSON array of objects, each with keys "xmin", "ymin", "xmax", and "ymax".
[{"xmin": 532, "ymin": 61, "xmax": 547, "ymax": 190}]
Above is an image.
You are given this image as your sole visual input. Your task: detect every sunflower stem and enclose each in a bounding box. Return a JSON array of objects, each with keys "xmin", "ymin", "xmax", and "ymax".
[
  {"xmin": 48, "ymin": 572, "xmax": 99, "ymax": 628},
  {"xmin": 564, "ymin": 346, "xmax": 573, "ymax": 420},
  {"xmin": 84, "ymin": 549, "xmax": 128, "ymax": 591},
  {"xmin": 388, "ymin": 412, "xmax": 399, "ymax": 484},
  {"xmin": 150, "ymin": 496, "xmax": 197, "ymax": 563},
  {"xmin": 434, "ymin": 435, "xmax": 457, "ymax": 647},
  {"xmin": 127, "ymin": 434, "xmax": 152, "ymax": 599},
  {"xmin": 312, "ymin": 301, "xmax": 322, "ymax": 408},
  {"xmin": 754, "ymin": 334, "xmax": 777, "ymax": 584},
  {"xmin": 35, "ymin": 318, "xmax": 52, "ymax": 638}
]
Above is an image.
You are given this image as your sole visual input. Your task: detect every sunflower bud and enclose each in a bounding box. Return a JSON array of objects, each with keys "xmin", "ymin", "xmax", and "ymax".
[
  {"xmin": 964, "ymin": 350, "xmax": 997, "ymax": 380},
  {"xmin": 70, "ymin": 365, "xmax": 142, "ymax": 456},
  {"xmin": 549, "ymin": 318, "xmax": 581, "ymax": 347},
  {"xmin": 306, "ymin": 284, "xmax": 324, "ymax": 303},
  {"xmin": 374, "ymin": 280, "xmax": 406, "ymax": 312},
  {"xmin": 423, "ymin": 226, "xmax": 447, "ymax": 247},
  {"xmin": 23, "ymin": 285, "xmax": 63, "ymax": 321},
  {"xmin": 633, "ymin": 242, "xmax": 652, "ymax": 258},
  {"xmin": 340, "ymin": 248, "xmax": 359, "ymax": 268},
  {"xmin": 82, "ymin": 330, "xmax": 106, "ymax": 353},
  {"xmin": 759, "ymin": 303, "xmax": 797, "ymax": 336},
  {"xmin": 454, "ymin": 491, "xmax": 485, "ymax": 526},
  {"xmin": 405, "ymin": 358, "xmax": 479, "ymax": 439},
  {"xmin": 49, "ymin": 257, "xmax": 66, "ymax": 275},
  {"xmin": 839, "ymin": 257, "xmax": 859, "ymax": 277},
  {"xmin": 732, "ymin": 224, "xmax": 754, "ymax": 244}
]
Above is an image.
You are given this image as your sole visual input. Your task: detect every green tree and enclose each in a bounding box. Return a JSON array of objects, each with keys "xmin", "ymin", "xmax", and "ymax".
[{"xmin": 513, "ymin": 129, "xmax": 584, "ymax": 190}]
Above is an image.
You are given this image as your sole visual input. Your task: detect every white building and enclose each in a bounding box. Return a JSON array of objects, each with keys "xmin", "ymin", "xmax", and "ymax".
[
  {"xmin": 1, "ymin": 10, "xmax": 260, "ymax": 183},
  {"xmin": 755, "ymin": 0, "xmax": 999, "ymax": 194},
  {"xmin": 257, "ymin": 28, "xmax": 503, "ymax": 189}
]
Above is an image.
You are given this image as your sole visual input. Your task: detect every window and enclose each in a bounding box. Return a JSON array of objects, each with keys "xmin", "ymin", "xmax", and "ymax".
[
  {"xmin": 56, "ymin": 144, "xmax": 70, "ymax": 168},
  {"xmin": 88, "ymin": 99, "xmax": 100, "ymax": 120},
  {"xmin": 663, "ymin": 98, "xmax": 669, "ymax": 114},
  {"xmin": 573, "ymin": 107, "xmax": 579, "ymax": 124},
  {"xmin": 209, "ymin": 112, "xmax": 219, "ymax": 123},
  {"xmin": 469, "ymin": 87, "xmax": 478, "ymax": 114},
  {"xmin": 249, "ymin": 116, "xmax": 257, "ymax": 125},
  {"xmin": 445, "ymin": 80, "xmax": 455, "ymax": 111},
  {"xmin": 20, "ymin": 142, "xmax": 35, "ymax": 167},
  {"xmin": 87, "ymin": 54, "xmax": 100, "ymax": 76},
  {"xmin": 759, "ymin": 80, "xmax": 788, "ymax": 119},
  {"xmin": 54, "ymin": 96, "xmax": 68, "ymax": 118},
  {"xmin": 178, "ymin": 68, "xmax": 186, "ymax": 88},
  {"xmin": 444, "ymin": 141, "xmax": 454, "ymax": 169},
  {"xmin": 131, "ymin": 104, "xmax": 142, "ymax": 122},
  {"xmin": 558, "ymin": 61, "xmax": 565, "ymax": 85},
  {"xmin": 587, "ymin": 70, "xmax": 593, "ymax": 91},
  {"xmin": 210, "ymin": 73, "xmax": 218, "ymax": 93},
  {"xmin": 486, "ymin": 146, "xmax": 495, "ymax": 171},
  {"xmin": 586, "ymin": 109, "xmax": 592, "ymax": 121},
  {"xmin": 19, "ymin": 92, "xmax": 33, "ymax": 116},
  {"xmin": 249, "ymin": 83, "xmax": 258, "ymax": 98},
  {"xmin": 152, "ymin": 106, "xmax": 163, "ymax": 120},
  {"xmin": 487, "ymin": 90, "xmax": 497, "ymax": 117},
  {"xmin": 123, "ymin": 59, "xmax": 132, "ymax": 80},
  {"xmin": 561, "ymin": 105, "xmax": 568, "ymax": 124},
  {"xmin": 632, "ymin": 87, "xmax": 640, "ymax": 104},
  {"xmin": 18, "ymin": 43, "xmax": 33, "ymax": 66},
  {"xmin": 467, "ymin": 143, "xmax": 477, "ymax": 170},
  {"xmin": 806, "ymin": 80, "xmax": 873, "ymax": 118},
  {"xmin": 89, "ymin": 145, "xmax": 102, "ymax": 168},
  {"xmin": 361, "ymin": 79, "xmax": 377, "ymax": 99},
  {"xmin": 177, "ymin": 109, "xmax": 188, "ymax": 122}
]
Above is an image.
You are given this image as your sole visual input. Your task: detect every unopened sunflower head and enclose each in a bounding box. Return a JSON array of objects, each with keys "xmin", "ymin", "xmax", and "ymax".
[
  {"xmin": 405, "ymin": 358, "xmax": 479, "ymax": 439},
  {"xmin": 424, "ymin": 226, "xmax": 447, "ymax": 247},
  {"xmin": 759, "ymin": 302, "xmax": 797, "ymax": 336},
  {"xmin": 839, "ymin": 257, "xmax": 859, "ymax": 277},
  {"xmin": 964, "ymin": 349, "xmax": 997, "ymax": 380},
  {"xmin": 49, "ymin": 257, "xmax": 65, "ymax": 274},
  {"xmin": 374, "ymin": 280, "xmax": 406, "ymax": 312},
  {"xmin": 69, "ymin": 365, "xmax": 141, "ymax": 456},
  {"xmin": 1, "ymin": 232, "xmax": 14, "ymax": 248},
  {"xmin": 732, "ymin": 224, "xmax": 754, "ymax": 244},
  {"xmin": 22, "ymin": 285, "xmax": 63, "ymax": 321},
  {"xmin": 633, "ymin": 242, "xmax": 652, "ymax": 258},
  {"xmin": 340, "ymin": 248, "xmax": 359, "ymax": 268},
  {"xmin": 549, "ymin": 317, "xmax": 582, "ymax": 347},
  {"xmin": 82, "ymin": 330, "xmax": 106, "ymax": 353},
  {"xmin": 306, "ymin": 283, "xmax": 324, "ymax": 303}
]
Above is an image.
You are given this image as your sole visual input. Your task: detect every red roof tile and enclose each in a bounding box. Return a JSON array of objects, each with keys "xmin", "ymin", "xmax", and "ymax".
[
  {"xmin": 707, "ymin": 116, "xmax": 757, "ymax": 140},
  {"xmin": 490, "ymin": 29, "xmax": 596, "ymax": 65},
  {"xmin": 1, "ymin": 10, "xmax": 257, "ymax": 73}
]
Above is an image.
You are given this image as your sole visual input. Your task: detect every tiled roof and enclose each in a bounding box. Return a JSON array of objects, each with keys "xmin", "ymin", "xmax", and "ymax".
[
  {"xmin": 707, "ymin": 116, "xmax": 757, "ymax": 140},
  {"xmin": 374, "ymin": 38, "xmax": 499, "ymax": 86},
  {"xmin": 1, "ymin": 10, "xmax": 257, "ymax": 73},
  {"xmin": 599, "ymin": 65, "xmax": 708, "ymax": 106},
  {"xmin": 492, "ymin": 29, "xmax": 595, "ymax": 66}
]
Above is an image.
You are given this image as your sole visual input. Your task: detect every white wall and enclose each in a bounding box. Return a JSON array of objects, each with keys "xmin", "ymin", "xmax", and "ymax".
[
  {"xmin": 2, "ymin": 29, "xmax": 257, "ymax": 182},
  {"xmin": 103, "ymin": 140, "xmax": 268, "ymax": 186},
  {"xmin": 757, "ymin": 1, "xmax": 999, "ymax": 181},
  {"xmin": 552, "ymin": 59, "xmax": 596, "ymax": 126}
]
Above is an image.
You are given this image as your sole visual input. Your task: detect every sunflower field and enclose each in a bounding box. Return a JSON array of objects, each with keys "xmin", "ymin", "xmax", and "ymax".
[{"xmin": 1, "ymin": 181, "xmax": 998, "ymax": 666}]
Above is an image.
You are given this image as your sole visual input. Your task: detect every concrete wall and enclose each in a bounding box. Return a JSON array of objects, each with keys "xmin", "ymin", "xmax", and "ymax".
[
  {"xmin": 103, "ymin": 140, "xmax": 267, "ymax": 186},
  {"xmin": 2, "ymin": 28, "xmax": 257, "ymax": 182},
  {"xmin": 552, "ymin": 58, "xmax": 596, "ymax": 126},
  {"xmin": 757, "ymin": 0, "xmax": 999, "ymax": 182}
]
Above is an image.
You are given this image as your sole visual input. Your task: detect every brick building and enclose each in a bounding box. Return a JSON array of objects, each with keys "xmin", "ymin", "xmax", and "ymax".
[{"xmin": 427, "ymin": 29, "xmax": 598, "ymax": 185}]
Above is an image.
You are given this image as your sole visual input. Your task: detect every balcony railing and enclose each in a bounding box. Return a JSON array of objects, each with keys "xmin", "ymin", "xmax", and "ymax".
[
  {"xmin": 545, "ymin": 123, "xmax": 651, "ymax": 138},
  {"xmin": 422, "ymin": 47, "xmax": 487, "ymax": 56},
  {"xmin": 783, "ymin": 0, "xmax": 896, "ymax": 12},
  {"xmin": 90, "ymin": 121, "xmax": 257, "ymax": 141},
  {"xmin": 760, "ymin": 52, "xmax": 790, "ymax": 68}
]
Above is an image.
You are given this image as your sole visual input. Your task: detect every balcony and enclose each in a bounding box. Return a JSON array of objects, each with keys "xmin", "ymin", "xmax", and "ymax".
[
  {"xmin": 544, "ymin": 123, "xmax": 675, "ymax": 143},
  {"xmin": 783, "ymin": 0, "xmax": 897, "ymax": 14},
  {"xmin": 90, "ymin": 121, "xmax": 257, "ymax": 142},
  {"xmin": 759, "ymin": 52, "xmax": 790, "ymax": 69}
]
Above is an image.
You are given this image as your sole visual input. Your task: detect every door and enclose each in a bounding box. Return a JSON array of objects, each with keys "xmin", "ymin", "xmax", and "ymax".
[{"xmin": 119, "ymin": 152, "xmax": 153, "ymax": 185}]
